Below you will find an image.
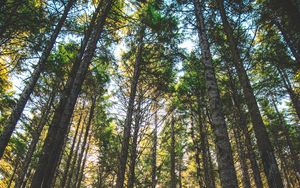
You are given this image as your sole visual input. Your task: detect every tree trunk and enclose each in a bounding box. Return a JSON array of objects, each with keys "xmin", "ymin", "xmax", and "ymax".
[
  {"xmin": 76, "ymin": 129, "xmax": 92, "ymax": 188},
  {"xmin": 193, "ymin": 1, "xmax": 238, "ymax": 187},
  {"xmin": 271, "ymin": 96, "xmax": 300, "ymax": 182},
  {"xmin": 127, "ymin": 98, "xmax": 142, "ymax": 188},
  {"xmin": 190, "ymin": 114, "xmax": 204, "ymax": 188},
  {"xmin": 232, "ymin": 127, "xmax": 251, "ymax": 188},
  {"xmin": 115, "ymin": 26, "xmax": 145, "ymax": 188},
  {"xmin": 29, "ymin": 1, "xmax": 112, "ymax": 187},
  {"xmin": 151, "ymin": 104, "xmax": 158, "ymax": 188},
  {"xmin": 273, "ymin": 20, "xmax": 300, "ymax": 65},
  {"xmin": 277, "ymin": 67, "xmax": 300, "ymax": 120},
  {"xmin": 8, "ymin": 156, "xmax": 20, "ymax": 188},
  {"xmin": 225, "ymin": 65, "xmax": 264, "ymax": 188},
  {"xmin": 14, "ymin": 88, "xmax": 56, "ymax": 188},
  {"xmin": 60, "ymin": 102, "xmax": 85, "ymax": 188},
  {"xmin": 170, "ymin": 116, "xmax": 176, "ymax": 188},
  {"xmin": 216, "ymin": 0, "xmax": 284, "ymax": 187},
  {"xmin": 66, "ymin": 113, "xmax": 88, "ymax": 188},
  {"xmin": 74, "ymin": 97, "xmax": 96, "ymax": 188},
  {"xmin": 0, "ymin": 0, "xmax": 75, "ymax": 159},
  {"xmin": 197, "ymin": 108, "xmax": 215, "ymax": 188}
]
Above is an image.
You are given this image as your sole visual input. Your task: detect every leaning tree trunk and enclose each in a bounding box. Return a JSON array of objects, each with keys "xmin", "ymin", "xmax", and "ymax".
[
  {"xmin": 76, "ymin": 133, "xmax": 92, "ymax": 188},
  {"xmin": 29, "ymin": 1, "xmax": 112, "ymax": 187},
  {"xmin": 66, "ymin": 113, "xmax": 87, "ymax": 188},
  {"xmin": 225, "ymin": 65, "xmax": 264, "ymax": 188},
  {"xmin": 0, "ymin": 0, "xmax": 75, "ymax": 159},
  {"xmin": 115, "ymin": 26, "xmax": 145, "ymax": 188},
  {"xmin": 198, "ymin": 111, "xmax": 216, "ymax": 188},
  {"xmin": 277, "ymin": 67, "xmax": 300, "ymax": 120},
  {"xmin": 151, "ymin": 104, "xmax": 158, "ymax": 188},
  {"xmin": 189, "ymin": 113, "xmax": 204, "ymax": 188},
  {"xmin": 193, "ymin": 0, "xmax": 238, "ymax": 187},
  {"xmin": 170, "ymin": 116, "xmax": 176, "ymax": 188},
  {"xmin": 127, "ymin": 98, "xmax": 142, "ymax": 188},
  {"xmin": 74, "ymin": 97, "xmax": 96, "ymax": 187},
  {"xmin": 216, "ymin": 0, "xmax": 284, "ymax": 187},
  {"xmin": 14, "ymin": 87, "xmax": 56, "ymax": 188},
  {"xmin": 271, "ymin": 96, "xmax": 300, "ymax": 182},
  {"xmin": 60, "ymin": 102, "xmax": 86, "ymax": 188}
]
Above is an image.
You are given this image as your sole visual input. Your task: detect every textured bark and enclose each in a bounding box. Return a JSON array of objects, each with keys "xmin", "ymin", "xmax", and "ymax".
[
  {"xmin": 271, "ymin": 97, "xmax": 300, "ymax": 181},
  {"xmin": 76, "ymin": 130, "xmax": 92, "ymax": 188},
  {"xmin": 73, "ymin": 97, "xmax": 96, "ymax": 188},
  {"xmin": 14, "ymin": 88, "xmax": 56, "ymax": 188},
  {"xmin": 225, "ymin": 65, "xmax": 263, "ymax": 188},
  {"xmin": 115, "ymin": 26, "xmax": 145, "ymax": 188},
  {"xmin": 60, "ymin": 103, "xmax": 85, "ymax": 188},
  {"xmin": 232, "ymin": 127, "xmax": 251, "ymax": 188},
  {"xmin": 151, "ymin": 105, "xmax": 158, "ymax": 188},
  {"xmin": 277, "ymin": 67, "xmax": 300, "ymax": 120},
  {"xmin": 193, "ymin": 0, "xmax": 238, "ymax": 187},
  {"xmin": 170, "ymin": 116, "xmax": 176, "ymax": 188},
  {"xmin": 66, "ymin": 113, "xmax": 87, "ymax": 188},
  {"xmin": 197, "ymin": 108, "xmax": 215, "ymax": 188},
  {"xmin": 0, "ymin": 0, "xmax": 75, "ymax": 159},
  {"xmin": 216, "ymin": 0, "xmax": 284, "ymax": 187},
  {"xmin": 8, "ymin": 156, "xmax": 19, "ymax": 188},
  {"xmin": 273, "ymin": 21, "xmax": 300, "ymax": 64},
  {"xmin": 127, "ymin": 98, "xmax": 142, "ymax": 188},
  {"xmin": 29, "ymin": 1, "xmax": 112, "ymax": 187},
  {"xmin": 190, "ymin": 114, "xmax": 203, "ymax": 188}
]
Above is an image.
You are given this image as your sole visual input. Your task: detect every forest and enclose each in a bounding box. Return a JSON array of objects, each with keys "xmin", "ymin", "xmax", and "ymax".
[{"xmin": 0, "ymin": 0, "xmax": 299, "ymax": 187}]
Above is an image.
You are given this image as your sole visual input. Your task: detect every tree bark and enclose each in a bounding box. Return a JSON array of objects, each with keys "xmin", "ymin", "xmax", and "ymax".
[
  {"xmin": 76, "ymin": 129, "xmax": 93, "ymax": 188},
  {"xmin": 170, "ymin": 116, "xmax": 176, "ymax": 188},
  {"xmin": 29, "ymin": 1, "xmax": 112, "ymax": 187},
  {"xmin": 277, "ymin": 67, "xmax": 300, "ymax": 120},
  {"xmin": 0, "ymin": 0, "xmax": 75, "ymax": 159},
  {"xmin": 14, "ymin": 87, "xmax": 56, "ymax": 188},
  {"xmin": 216, "ymin": 0, "xmax": 284, "ymax": 187},
  {"xmin": 225, "ymin": 65, "xmax": 264, "ymax": 188},
  {"xmin": 151, "ymin": 104, "xmax": 158, "ymax": 188},
  {"xmin": 60, "ymin": 102, "xmax": 86, "ymax": 188},
  {"xmin": 73, "ymin": 97, "xmax": 96, "ymax": 188},
  {"xmin": 127, "ymin": 97, "xmax": 142, "ymax": 188},
  {"xmin": 66, "ymin": 113, "xmax": 88, "ymax": 188},
  {"xmin": 197, "ymin": 107, "xmax": 215, "ymax": 188},
  {"xmin": 189, "ymin": 114, "xmax": 204, "ymax": 188},
  {"xmin": 115, "ymin": 26, "xmax": 145, "ymax": 188},
  {"xmin": 193, "ymin": 0, "xmax": 238, "ymax": 187},
  {"xmin": 271, "ymin": 96, "xmax": 300, "ymax": 181}
]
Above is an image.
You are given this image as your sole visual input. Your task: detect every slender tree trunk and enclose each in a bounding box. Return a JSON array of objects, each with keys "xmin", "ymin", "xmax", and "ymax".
[
  {"xmin": 8, "ymin": 156, "xmax": 20, "ymax": 188},
  {"xmin": 76, "ymin": 130, "xmax": 92, "ymax": 188},
  {"xmin": 271, "ymin": 96, "xmax": 300, "ymax": 181},
  {"xmin": 115, "ymin": 26, "xmax": 145, "ymax": 188},
  {"xmin": 273, "ymin": 20, "xmax": 300, "ymax": 65},
  {"xmin": 66, "ymin": 113, "xmax": 87, "ymax": 188},
  {"xmin": 74, "ymin": 97, "xmax": 96, "ymax": 188},
  {"xmin": 193, "ymin": 1, "xmax": 238, "ymax": 187},
  {"xmin": 60, "ymin": 102, "xmax": 85, "ymax": 188},
  {"xmin": 190, "ymin": 114, "xmax": 203, "ymax": 188},
  {"xmin": 232, "ymin": 127, "xmax": 251, "ymax": 188},
  {"xmin": 216, "ymin": 0, "xmax": 284, "ymax": 187},
  {"xmin": 151, "ymin": 104, "xmax": 158, "ymax": 188},
  {"xmin": 127, "ymin": 98, "xmax": 142, "ymax": 188},
  {"xmin": 225, "ymin": 65, "xmax": 264, "ymax": 188},
  {"xmin": 197, "ymin": 107, "xmax": 215, "ymax": 188},
  {"xmin": 0, "ymin": 0, "xmax": 75, "ymax": 159},
  {"xmin": 277, "ymin": 67, "xmax": 300, "ymax": 120},
  {"xmin": 14, "ymin": 88, "xmax": 56, "ymax": 188},
  {"xmin": 29, "ymin": 1, "xmax": 112, "ymax": 187},
  {"xmin": 170, "ymin": 116, "xmax": 176, "ymax": 188}
]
